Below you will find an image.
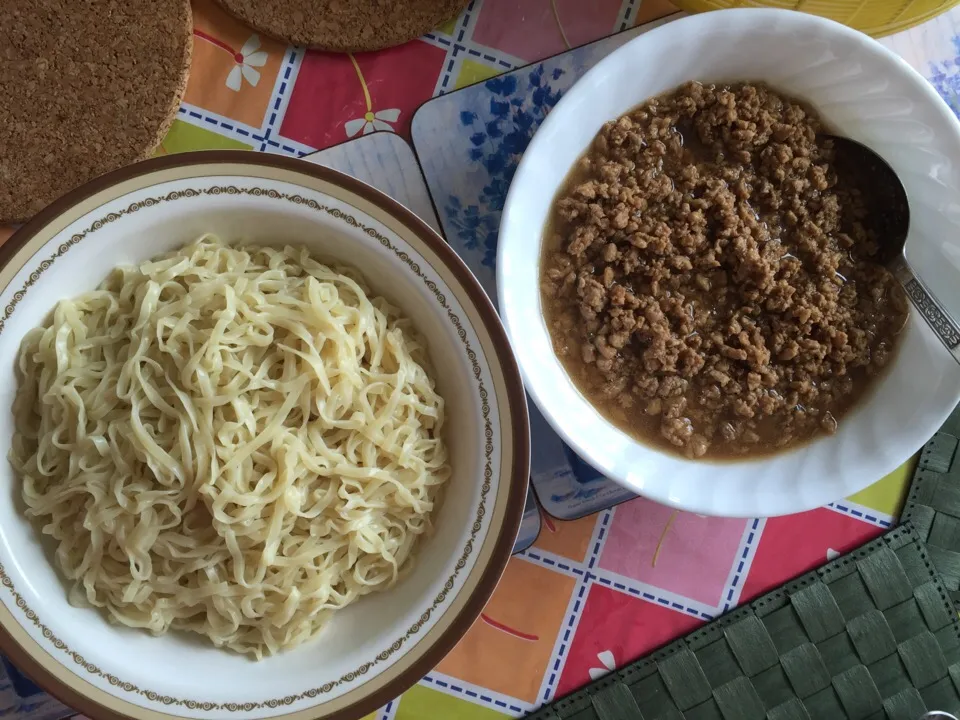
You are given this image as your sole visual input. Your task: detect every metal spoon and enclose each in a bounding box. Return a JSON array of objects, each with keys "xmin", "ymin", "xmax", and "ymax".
[{"xmin": 826, "ymin": 134, "xmax": 960, "ymax": 364}]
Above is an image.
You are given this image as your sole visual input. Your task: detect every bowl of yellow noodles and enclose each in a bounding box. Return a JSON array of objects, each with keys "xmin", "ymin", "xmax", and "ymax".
[{"xmin": 0, "ymin": 152, "xmax": 529, "ymax": 720}]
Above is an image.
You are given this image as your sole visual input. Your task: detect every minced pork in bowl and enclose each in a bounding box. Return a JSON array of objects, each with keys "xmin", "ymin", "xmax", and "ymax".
[{"xmin": 498, "ymin": 8, "xmax": 960, "ymax": 517}]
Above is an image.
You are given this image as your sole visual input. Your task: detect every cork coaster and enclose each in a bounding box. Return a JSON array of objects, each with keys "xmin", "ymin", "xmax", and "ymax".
[
  {"xmin": 0, "ymin": 0, "xmax": 192, "ymax": 223},
  {"xmin": 214, "ymin": 0, "xmax": 470, "ymax": 52}
]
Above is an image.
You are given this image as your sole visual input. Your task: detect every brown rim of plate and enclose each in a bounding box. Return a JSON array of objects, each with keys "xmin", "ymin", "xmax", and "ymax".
[{"xmin": 0, "ymin": 150, "xmax": 531, "ymax": 720}]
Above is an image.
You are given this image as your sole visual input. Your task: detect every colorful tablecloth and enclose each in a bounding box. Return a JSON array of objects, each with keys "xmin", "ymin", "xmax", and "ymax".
[{"xmin": 6, "ymin": 1, "xmax": 960, "ymax": 719}]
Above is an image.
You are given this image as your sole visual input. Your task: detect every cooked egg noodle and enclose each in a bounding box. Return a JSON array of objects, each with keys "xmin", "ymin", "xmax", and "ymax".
[{"xmin": 11, "ymin": 235, "xmax": 450, "ymax": 658}]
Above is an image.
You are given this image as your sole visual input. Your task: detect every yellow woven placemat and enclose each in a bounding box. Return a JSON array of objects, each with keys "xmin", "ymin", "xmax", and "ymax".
[{"xmin": 671, "ymin": 0, "xmax": 960, "ymax": 37}]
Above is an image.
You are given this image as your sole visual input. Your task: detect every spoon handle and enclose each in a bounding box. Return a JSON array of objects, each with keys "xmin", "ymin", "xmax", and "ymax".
[{"xmin": 889, "ymin": 254, "xmax": 960, "ymax": 364}]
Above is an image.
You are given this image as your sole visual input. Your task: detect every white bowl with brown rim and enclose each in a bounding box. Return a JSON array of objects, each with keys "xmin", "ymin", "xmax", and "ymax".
[
  {"xmin": 498, "ymin": 8, "xmax": 960, "ymax": 517},
  {"xmin": 0, "ymin": 152, "xmax": 529, "ymax": 719}
]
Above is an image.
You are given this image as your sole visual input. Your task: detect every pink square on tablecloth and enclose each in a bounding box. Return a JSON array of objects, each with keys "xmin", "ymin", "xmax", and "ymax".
[
  {"xmin": 472, "ymin": 0, "xmax": 623, "ymax": 63},
  {"xmin": 280, "ymin": 40, "xmax": 447, "ymax": 151},
  {"xmin": 598, "ymin": 499, "xmax": 747, "ymax": 607},
  {"xmin": 556, "ymin": 583, "xmax": 704, "ymax": 697},
  {"xmin": 740, "ymin": 508, "xmax": 885, "ymax": 604}
]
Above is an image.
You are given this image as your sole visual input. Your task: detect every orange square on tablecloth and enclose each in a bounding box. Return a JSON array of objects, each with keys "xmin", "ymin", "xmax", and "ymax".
[
  {"xmin": 634, "ymin": 0, "xmax": 679, "ymax": 26},
  {"xmin": 184, "ymin": 0, "xmax": 286, "ymax": 128},
  {"xmin": 532, "ymin": 513, "xmax": 598, "ymax": 564},
  {"xmin": 437, "ymin": 557, "xmax": 575, "ymax": 703}
]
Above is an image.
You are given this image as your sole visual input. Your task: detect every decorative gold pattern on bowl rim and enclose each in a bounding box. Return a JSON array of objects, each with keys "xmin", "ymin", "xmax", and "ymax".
[{"xmin": 0, "ymin": 185, "xmax": 494, "ymax": 711}]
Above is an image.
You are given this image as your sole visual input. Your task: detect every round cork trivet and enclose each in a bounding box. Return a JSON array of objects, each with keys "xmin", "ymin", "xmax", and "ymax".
[
  {"xmin": 0, "ymin": 0, "xmax": 192, "ymax": 223},
  {"xmin": 214, "ymin": 0, "xmax": 469, "ymax": 52}
]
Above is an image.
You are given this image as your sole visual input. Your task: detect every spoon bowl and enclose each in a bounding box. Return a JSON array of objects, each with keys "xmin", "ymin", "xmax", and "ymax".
[{"xmin": 827, "ymin": 134, "xmax": 960, "ymax": 362}]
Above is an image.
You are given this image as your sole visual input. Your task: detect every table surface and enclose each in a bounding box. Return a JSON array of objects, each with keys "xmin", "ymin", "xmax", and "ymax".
[{"xmin": 5, "ymin": 1, "xmax": 960, "ymax": 719}]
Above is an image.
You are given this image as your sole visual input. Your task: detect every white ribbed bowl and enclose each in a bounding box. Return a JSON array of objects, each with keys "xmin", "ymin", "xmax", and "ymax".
[{"xmin": 498, "ymin": 8, "xmax": 960, "ymax": 517}]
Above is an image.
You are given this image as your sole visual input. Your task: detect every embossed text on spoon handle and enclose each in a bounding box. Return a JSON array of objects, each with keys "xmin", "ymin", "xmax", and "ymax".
[{"xmin": 889, "ymin": 253, "xmax": 960, "ymax": 364}]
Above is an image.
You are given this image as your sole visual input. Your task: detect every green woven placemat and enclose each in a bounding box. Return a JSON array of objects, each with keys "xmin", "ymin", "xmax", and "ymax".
[
  {"xmin": 527, "ymin": 525, "xmax": 960, "ymax": 719},
  {"xmin": 902, "ymin": 403, "xmax": 960, "ymax": 608}
]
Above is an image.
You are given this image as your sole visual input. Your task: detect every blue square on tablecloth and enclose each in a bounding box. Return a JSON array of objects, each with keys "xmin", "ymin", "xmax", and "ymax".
[{"xmin": 2, "ymin": 656, "xmax": 43, "ymax": 699}]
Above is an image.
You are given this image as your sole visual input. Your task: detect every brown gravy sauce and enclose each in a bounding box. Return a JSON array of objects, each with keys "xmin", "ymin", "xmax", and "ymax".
[{"xmin": 539, "ymin": 81, "xmax": 908, "ymax": 460}]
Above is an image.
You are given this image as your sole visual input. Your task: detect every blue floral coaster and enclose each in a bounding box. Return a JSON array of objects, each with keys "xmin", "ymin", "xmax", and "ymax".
[{"xmin": 410, "ymin": 24, "xmax": 681, "ymax": 518}]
